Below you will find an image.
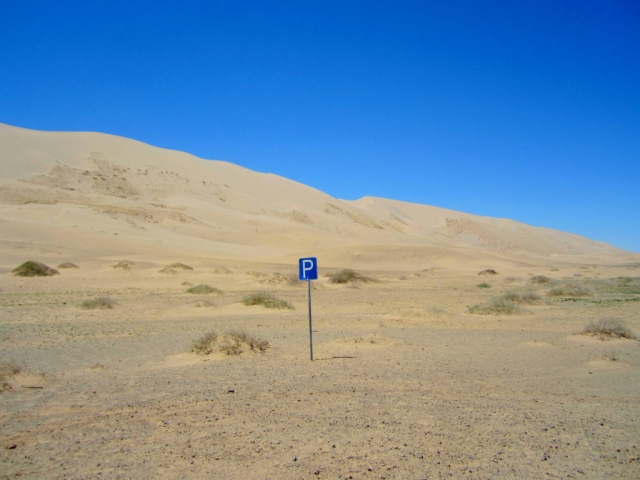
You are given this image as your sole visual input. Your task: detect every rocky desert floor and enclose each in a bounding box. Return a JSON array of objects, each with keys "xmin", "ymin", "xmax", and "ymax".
[{"xmin": 1, "ymin": 259, "xmax": 639, "ymax": 479}]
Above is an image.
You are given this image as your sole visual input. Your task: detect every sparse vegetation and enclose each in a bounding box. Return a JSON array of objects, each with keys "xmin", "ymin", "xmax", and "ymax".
[
  {"xmin": 57, "ymin": 262, "xmax": 79, "ymax": 269},
  {"xmin": 329, "ymin": 269, "xmax": 377, "ymax": 284},
  {"xmin": 1, "ymin": 360, "xmax": 22, "ymax": 391},
  {"xmin": 602, "ymin": 349, "xmax": 619, "ymax": 362},
  {"xmin": 12, "ymin": 261, "xmax": 59, "ymax": 277},
  {"xmin": 548, "ymin": 283, "xmax": 592, "ymax": 297},
  {"xmin": 167, "ymin": 263, "xmax": 193, "ymax": 270},
  {"xmin": 242, "ymin": 292, "xmax": 294, "ymax": 309},
  {"xmin": 502, "ymin": 291, "xmax": 545, "ymax": 305},
  {"xmin": 186, "ymin": 284, "xmax": 222, "ymax": 295},
  {"xmin": 477, "ymin": 283, "xmax": 492, "ymax": 288},
  {"xmin": 531, "ymin": 275, "xmax": 552, "ymax": 284},
  {"xmin": 581, "ymin": 318, "xmax": 637, "ymax": 340},
  {"xmin": 191, "ymin": 330, "xmax": 269, "ymax": 356},
  {"xmin": 214, "ymin": 266, "xmax": 233, "ymax": 274},
  {"xmin": 478, "ymin": 269, "xmax": 498, "ymax": 276},
  {"xmin": 112, "ymin": 260, "xmax": 135, "ymax": 270},
  {"xmin": 468, "ymin": 297, "xmax": 527, "ymax": 315},
  {"xmin": 80, "ymin": 296, "xmax": 116, "ymax": 309}
]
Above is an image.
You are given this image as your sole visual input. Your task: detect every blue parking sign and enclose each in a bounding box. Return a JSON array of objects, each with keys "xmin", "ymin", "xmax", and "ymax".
[{"xmin": 298, "ymin": 257, "xmax": 318, "ymax": 280}]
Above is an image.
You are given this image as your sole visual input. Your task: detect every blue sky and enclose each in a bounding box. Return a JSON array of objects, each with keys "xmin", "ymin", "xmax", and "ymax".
[{"xmin": 2, "ymin": 1, "xmax": 639, "ymax": 252}]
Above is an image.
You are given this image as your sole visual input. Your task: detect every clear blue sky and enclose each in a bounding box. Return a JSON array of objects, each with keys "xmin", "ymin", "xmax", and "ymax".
[{"xmin": 2, "ymin": 1, "xmax": 639, "ymax": 252}]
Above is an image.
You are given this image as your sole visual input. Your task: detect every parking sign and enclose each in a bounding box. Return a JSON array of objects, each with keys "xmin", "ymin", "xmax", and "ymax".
[{"xmin": 298, "ymin": 257, "xmax": 318, "ymax": 281}]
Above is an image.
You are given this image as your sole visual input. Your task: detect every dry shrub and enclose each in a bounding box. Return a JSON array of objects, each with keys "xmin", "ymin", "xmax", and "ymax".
[
  {"xmin": 581, "ymin": 318, "xmax": 637, "ymax": 340},
  {"xmin": 191, "ymin": 330, "xmax": 269, "ymax": 356},
  {"xmin": 478, "ymin": 269, "xmax": 498, "ymax": 276},
  {"xmin": 548, "ymin": 283, "xmax": 592, "ymax": 297},
  {"xmin": 329, "ymin": 269, "xmax": 377, "ymax": 284},
  {"xmin": 167, "ymin": 263, "xmax": 193, "ymax": 270},
  {"xmin": 258, "ymin": 273, "xmax": 301, "ymax": 286},
  {"xmin": 159, "ymin": 267, "xmax": 177, "ymax": 274},
  {"xmin": 57, "ymin": 262, "xmax": 79, "ymax": 269},
  {"xmin": 186, "ymin": 284, "xmax": 222, "ymax": 295},
  {"xmin": 12, "ymin": 261, "xmax": 59, "ymax": 277},
  {"xmin": 531, "ymin": 275, "xmax": 552, "ymax": 284},
  {"xmin": 1, "ymin": 360, "xmax": 22, "ymax": 391},
  {"xmin": 468, "ymin": 297, "xmax": 527, "ymax": 315},
  {"xmin": 112, "ymin": 260, "xmax": 135, "ymax": 270},
  {"xmin": 242, "ymin": 292, "xmax": 293, "ymax": 309},
  {"xmin": 80, "ymin": 296, "xmax": 116, "ymax": 309},
  {"xmin": 502, "ymin": 291, "xmax": 545, "ymax": 305},
  {"xmin": 214, "ymin": 266, "xmax": 233, "ymax": 274}
]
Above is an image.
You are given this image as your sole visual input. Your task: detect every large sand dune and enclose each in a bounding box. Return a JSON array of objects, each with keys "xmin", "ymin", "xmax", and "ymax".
[{"xmin": 0, "ymin": 123, "xmax": 633, "ymax": 271}]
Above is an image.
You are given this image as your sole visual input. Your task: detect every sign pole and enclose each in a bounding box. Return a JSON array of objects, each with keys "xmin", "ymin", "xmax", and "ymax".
[
  {"xmin": 308, "ymin": 278, "xmax": 313, "ymax": 361},
  {"xmin": 299, "ymin": 257, "xmax": 317, "ymax": 361}
]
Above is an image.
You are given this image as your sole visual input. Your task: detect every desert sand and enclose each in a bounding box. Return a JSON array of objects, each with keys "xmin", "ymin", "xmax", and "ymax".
[{"xmin": 1, "ymin": 124, "xmax": 639, "ymax": 479}]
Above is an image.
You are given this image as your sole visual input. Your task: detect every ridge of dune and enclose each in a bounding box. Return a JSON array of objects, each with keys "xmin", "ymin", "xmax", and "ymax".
[{"xmin": 0, "ymin": 123, "xmax": 636, "ymax": 269}]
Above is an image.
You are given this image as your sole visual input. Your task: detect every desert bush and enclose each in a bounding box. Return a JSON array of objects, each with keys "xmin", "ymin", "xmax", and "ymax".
[
  {"xmin": 191, "ymin": 330, "xmax": 269, "ymax": 356},
  {"xmin": 548, "ymin": 283, "xmax": 592, "ymax": 297},
  {"xmin": 478, "ymin": 269, "xmax": 498, "ymax": 276},
  {"xmin": 167, "ymin": 263, "xmax": 193, "ymax": 270},
  {"xmin": 214, "ymin": 266, "xmax": 233, "ymax": 274},
  {"xmin": 602, "ymin": 349, "xmax": 619, "ymax": 362},
  {"xmin": 329, "ymin": 269, "xmax": 377, "ymax": 284},
  {"xmin": 112, "ymin": 260, "xmax": 135, "ymax": 270},
  {"xmin": 242, "ymin": 292, "xmax": 294, "ymax": 309},
  {"xmin": 531, "ymin": 275, "xmax": 552, "ymax": 284},
  {"xmin": 0, "ymin": 360, "xmax": 22, "ymax": 392},
  {"xmin": 12, "ymin": 261, "xmax": 59, "ymax": 277},
  {"xmin": 186, "ymin": 284, "xmax": 222, "ymax": 295},
  {"xmin": 191, "ymin": 331, "xmax": 218, "ymax": 355},
  {"xmin": 159, "ymin": 267, "xmax": 177, "ymax": 274},
  {"xmin": 581, "ymin": 318, "xmax": 637, "ymax": 340},
  {"xmin": 502, "ymin": 291, "xmax": 545, "ymax": 305},
  {"xmin": 57, "ymin": 262, "xmax": 79, "ymax": 269},
  {"xmin": 182, "ymin": 281, "xmax": 193, "ymax": 286},
  {"xmin": 80, "ymin": 296, "xmax": 116, "ymax": 309},
  {"xmin": 468, "ymin": 297, "xmax": 527, "ymax": 315},
  {"xmin": 477, "ymin": 283, "xmax": 492, "ymax": 288}
]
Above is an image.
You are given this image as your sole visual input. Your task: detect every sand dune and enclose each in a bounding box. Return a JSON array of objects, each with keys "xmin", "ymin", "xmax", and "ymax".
[{"xmin": 1, "ymin": 123, "xmax": 635, "ymax": 271}]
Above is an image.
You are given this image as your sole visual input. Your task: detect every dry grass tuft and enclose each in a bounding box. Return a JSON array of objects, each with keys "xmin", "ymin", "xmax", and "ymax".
[
  {"xmin": 548, "ymin": 283, "xmax": 592, "ymax": 297},
  {"xmin": 530, "ymin": 275, "xmax": 552, "ymax": 284},
  {"xmin": 186, "ymin": 284, "xmax": 222, "ymax": 295},
  {"xmin": 242, "ymin": 292, "xmax": 294, "ymax": 309},
  {"xmin": 329, "ymin": 269, "xmax": 377, "ymax": 284},
  {"xmin": 57, "ymin": 262, "xmax": 79, "ymax": 269},
  {"xmin": 502, "ymin": 291, "xmax": 545, "ymax": 305},
  {"xmin": 468, "ymin": 297, "xmax": 528, "ymax": 315},
  {"xmin": 191, "ymin": 330, "xmax": 269, "ymax": 356},
  {"xmin": 12, "ymin": 261, "xmax": 59, "ymax": 277},
  {"xmin": 167, "ymin": 263, "xmax": 193, "ymax": 270},
  {"xmin": 478, "ymin": 269, "xmax": 498, "ymax": 276},
  {"xmin": 1, "ymin": 360, "xmax": 22, "ymax": 391},
  {"xmin": 80, "ymin": 296, "xmax": 116, "ymax": 309},
  {"xmin": 112, "ymin": 260, "xmax": 135, "ymax": 270},
  {"xmin": 214, "ymin": 266, "xmax": 233, "ymax": 274},
  {"xmin": 581, "ymin": 318, "xmax": 637, "ymax": 340}
]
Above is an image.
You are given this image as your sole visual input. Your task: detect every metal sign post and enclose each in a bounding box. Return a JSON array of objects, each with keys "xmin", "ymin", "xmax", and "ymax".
[{"xmin": 298, "ymin": 257, "xmax": 318, "ymax": 361}]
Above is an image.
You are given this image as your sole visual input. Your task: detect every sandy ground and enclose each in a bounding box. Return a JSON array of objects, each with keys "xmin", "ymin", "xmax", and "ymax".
[{"xmin": 1, "ymin": 260, "xmax": 639, "ymax": 479}]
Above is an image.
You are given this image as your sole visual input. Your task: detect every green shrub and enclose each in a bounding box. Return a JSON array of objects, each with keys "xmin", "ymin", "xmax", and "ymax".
[
  {"xmin": 468, "ymin": 297, "xmax": 527, "ymax": 315},
  {"xmin": 548, "ymin": 283, "xmax": 592, "ymax": 297},
  {"xmin": 12, "ymin": 261, "xmax": 59, "ymax": 277},
  {"xmin": 80, "ymin": 296, "xmax": 116, "ymax": 309},
  {"xmin": 242, "ymin": 292, "xmax": 293, "ymax": 309},
  {"xmin": 581, "ymin": 318, "xmax": 636, "ymax": 340},
  {"xmin": 329, "ymin": 269, "xmax": 377, "ymax": 284},
  {"xmin": 186, "ymin": 284, "xmax": 222, "ymax": 295},
  {"xmin": 476, "ymin": 283, "xmax": 492, "ymax": 288}
]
